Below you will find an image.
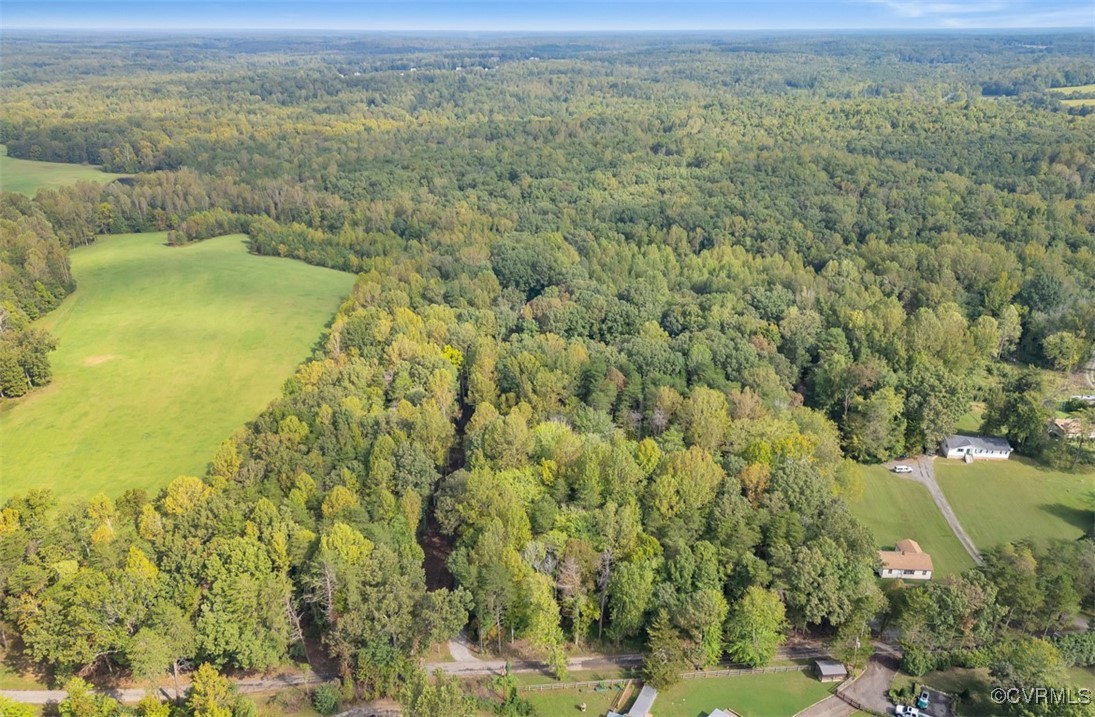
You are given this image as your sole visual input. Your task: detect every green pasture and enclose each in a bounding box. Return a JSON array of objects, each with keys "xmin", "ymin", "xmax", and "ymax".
[
  {"xmin": 656, "ymin": 671, "xmax": 835, "ymax": 717},
  {"xmin": 521, "ymin": 670, "xmax": 833, "ymax": 717},
  {"xmin": 935, "ymin": 457, "xmax": 1095, "ymax": 552},
  {"xmin": 0, "ymin": 232, "xmax": 353, "ymax": 501},
  {"xmin": 1048, "ymin": 84, "xmax": 1095, "ymax": 95},
  {"xmin": 0, "ymin": 145, "xmax": 124, "ymax": 195},
  {"xmin": 850, "ymin": 465, "xmax": 976, "ymax": 577}
]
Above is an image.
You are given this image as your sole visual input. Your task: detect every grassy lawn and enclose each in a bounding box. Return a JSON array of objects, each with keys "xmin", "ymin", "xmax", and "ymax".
[
  {"xmin": 518, "ymin": 671, "xmax": 833, "ymax": 717},
  {"xmin": 0, "ymin": 232, "xmax": 354, "ymax": 501},
  {"xmin": 525, "ymin": 683, "xmax": 627, "ymax": 716},
  {"xmin": 655, "ymin": 671, "xmax": 834, "ymax": 717},
  {"xmin": 0, "ymin": 144, "xmax": 124, "ymax": 195},
  {"xmin": 1048, "ymin": 84, "xmax": 1095, "ymax": 95},
  {"xmin": 954, "ymin": 403, "xmax": 985, "ymax": 434},
  {"xmin": 849, "ymin": 465, "xmax": 976, "ymax": 577},
  {"xmin": 0, "ymin": 660, "xmax": 47, "ymax": 690},
  {"xmin": 935, "ymin": 457, "xmax": 1095, "ymax": 553},
  {"xmin": 1069, "ymin": 667, "xmax": 1095, "ymax": 693}
]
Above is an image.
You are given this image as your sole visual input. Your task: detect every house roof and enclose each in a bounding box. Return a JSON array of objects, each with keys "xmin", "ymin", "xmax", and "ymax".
[
  {"xmin": 895, "ymin": 538, "xmax": 922, "ymax": 553},
  {"xmin": 1049, "ymin": 418, "xmax": 1095, "ymax": 439},
  {"xmin": 628, "ymin": 685, "xmax": 658, "ymax": 717},
  {"xmin": 708, "ymin": 710, "xmax": 738, "ymax": 717},
  {"xmin": 879, "ymin": 538, "xmax": 934, "ymax": 572},
  {"xmin": 941, "ymin": 434, "xmax": 1013, "ymax": 453},
  {"xmin": 815, "ymin": 660, "xmax": 848, "ymax": 678}
]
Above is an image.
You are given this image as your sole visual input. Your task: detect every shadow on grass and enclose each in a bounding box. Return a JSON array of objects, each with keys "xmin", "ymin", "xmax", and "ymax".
[{"xmin": 1039, "ymin": 502, "xmax": 1095, "ymax": 534}]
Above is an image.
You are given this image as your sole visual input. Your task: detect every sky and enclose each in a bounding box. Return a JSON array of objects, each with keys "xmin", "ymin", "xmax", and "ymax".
[{"xmin": 1, "ymin": 0, "xmax": 1092, "ymax": 32}]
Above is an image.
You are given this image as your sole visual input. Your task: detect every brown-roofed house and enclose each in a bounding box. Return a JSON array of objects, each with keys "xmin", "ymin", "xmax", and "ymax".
[
  {"xmin": 878, "ymin": 539, "xmax": 933, "ymax": 580},
  {"xmin": 1048, "ymin": 417, "xmax": 1095, "ymax": 442}
]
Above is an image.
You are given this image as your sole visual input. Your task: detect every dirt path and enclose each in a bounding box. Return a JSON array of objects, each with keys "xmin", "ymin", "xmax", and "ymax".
[
  {"xmin": 0, "ymin": 642, "xmax": 842, "ymax": 704},
  {"xmin": 892, "ymin": 455, "xmax": 982, "ymax": 565},
  {"xmin": 446, "ymin": 632, "xmax": 481, "ymax": 663}
]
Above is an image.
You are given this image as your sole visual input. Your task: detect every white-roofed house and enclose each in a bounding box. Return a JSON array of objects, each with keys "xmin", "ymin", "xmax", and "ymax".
[{"xmin": 940, "ymin": 434, "xmax": 1012, "ymax": 461}]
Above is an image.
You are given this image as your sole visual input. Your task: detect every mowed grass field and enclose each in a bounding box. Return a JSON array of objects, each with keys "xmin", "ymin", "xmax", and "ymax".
[
  {"xmin": 850, "ymin": 465, "xmax": 976, "ymax": 577},
  {"xmin": 656, "ymin": 671, "xmax": 834, "ymax": 717},
  {"xmin": 1049, "ymin": 84, "xmax": 1095, "ymax": 95},
  {"xmin": 1048, "ymin": 85, "xmax": 1095, "ymax": 107},
  {"xmin": 0, "ymin": 144, "xmax": 124, "ymax": 195},
  {"xmin": 935, "ymin": 457, "xmax": 1095, "ymax": 552},
  {"xmin": 522, "ymin": 671, "xmax": 834, "ymax": 717},
  {"xmin": 0, "ymin": 232, "xmax": 353, "ymax": 501}
]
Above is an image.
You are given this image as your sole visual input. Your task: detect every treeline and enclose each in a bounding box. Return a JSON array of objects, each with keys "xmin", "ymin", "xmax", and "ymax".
[
  {"xmin": 0, "ymin": 271, "xmax": 474, "ymax": 699},
  {"xmin": 0, "ymin": 194, "xmax": 68, "ymax": 397}
]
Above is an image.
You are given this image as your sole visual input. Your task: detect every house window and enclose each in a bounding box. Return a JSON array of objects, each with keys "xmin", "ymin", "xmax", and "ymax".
[{"xmin": 903, "ymin": 570, "xmax": 915, "ymax": 575}]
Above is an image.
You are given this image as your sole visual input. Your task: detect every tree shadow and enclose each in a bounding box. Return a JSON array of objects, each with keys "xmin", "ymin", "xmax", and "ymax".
[
  {"xmin": 1, "ymin": 633, "xmax": 53, "ymax": 688},
  {"xmin": 1038, "ymin": 502, "xmax": 1093, "ymax": 534}
]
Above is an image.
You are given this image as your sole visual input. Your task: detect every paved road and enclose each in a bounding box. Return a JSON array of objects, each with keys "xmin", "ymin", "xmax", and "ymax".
[{"xmin": 890, "ymin": 455, "xmax": 982, "ymax": 565}]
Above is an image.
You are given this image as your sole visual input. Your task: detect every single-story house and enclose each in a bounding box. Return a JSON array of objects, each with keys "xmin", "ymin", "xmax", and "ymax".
[
  {"xmin": 878, "ymin": 539, "xmax": 934, "ymax": 580},
  {"xmin": 1048, "ymin": 417, "xmax": 1095, "ymax": 442},
  {"xmin": 707, "ymin": 710, "xmax": 741, "ymax": 717},
  {"xmin": 626, "ymin": 685, "xmax": 658, "ymax": 717},
  {"xmin": 814, "ymin": 659, "xmax": 849, "ymax": 683},
  {"xmin": 940, "ymin": 435, "xmax": 1012, "ymax": 461}
]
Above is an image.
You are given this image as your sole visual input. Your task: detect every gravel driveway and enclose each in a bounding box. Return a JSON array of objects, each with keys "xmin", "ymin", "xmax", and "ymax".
[
  {"xmin": 796, "ymin": 656, "xmax": 898, "ymax": 717},
  {"xmin": 888, "ymin": 455, "xmax": 982, "ymax": 565}
]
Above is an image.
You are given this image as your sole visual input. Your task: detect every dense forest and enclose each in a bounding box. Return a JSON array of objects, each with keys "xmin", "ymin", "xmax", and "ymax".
[{"xmin": 1, "ymin": 32, "xmax": 1095, "ymax": 716}]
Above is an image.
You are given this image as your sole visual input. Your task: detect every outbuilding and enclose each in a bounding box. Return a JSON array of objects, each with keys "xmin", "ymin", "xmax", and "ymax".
[
  {"xmin": 814, "ymin": 659, "xmax": 848, "ymax": 683},
  {"xmin": 626, "ymin": 684, "xmax": 658, "ymax": 717}
]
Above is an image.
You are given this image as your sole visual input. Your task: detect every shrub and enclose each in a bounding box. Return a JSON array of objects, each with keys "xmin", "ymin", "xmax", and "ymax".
[
  {"xmin": 313, "ymin": 683, "xmax": 342, "ymax": 715},
  {"xmin": 951, "ymin": 647, "xmax": 992, "ymax": 669},
  {"xmin": 902, "ymin": 646, "xmax": 939, "ymax": 676}
]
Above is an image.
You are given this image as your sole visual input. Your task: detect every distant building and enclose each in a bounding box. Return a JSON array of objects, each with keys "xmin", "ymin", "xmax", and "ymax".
[
  {"xmin": 814, "ymin": 659, "xmax": 849, "ymax": 683},
  {"xmin": 1048, "ymin": 417, "xmax": 1095, "ymax": 442},
  {"xmin": 940, "ymin": 435, "xmax": 1012, "ymax": 461},
  {"xmin": 879, "ymin": 539, "xmax": 934, "ymax": 580}
]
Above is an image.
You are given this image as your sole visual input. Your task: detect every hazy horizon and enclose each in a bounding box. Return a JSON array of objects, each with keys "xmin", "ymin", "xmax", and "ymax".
[{"xmin": 2, "ymin": 0, "xmax": 1092, "ymax": 32}]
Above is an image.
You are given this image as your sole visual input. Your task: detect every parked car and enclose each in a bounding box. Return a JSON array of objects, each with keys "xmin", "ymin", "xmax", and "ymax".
[
  {"xmin": 894, "ymin": 707, "xmax": 920, "ymax": 716},
  {"xmin": 892, "ymin": 465, "xmax": 914, "ymax": 474},
  {"xmin": 917, "ymin": 690, "xmax": 930, "ymax": 709}
]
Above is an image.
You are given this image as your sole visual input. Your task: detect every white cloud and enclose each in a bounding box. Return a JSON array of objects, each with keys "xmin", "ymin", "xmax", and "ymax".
[{"xmin": 868, "ymin": 1, "xmax": 1010, "ymax": 18}]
